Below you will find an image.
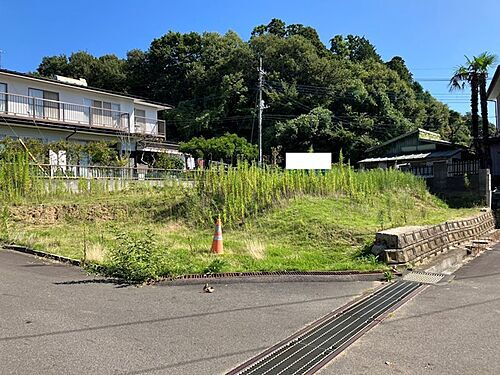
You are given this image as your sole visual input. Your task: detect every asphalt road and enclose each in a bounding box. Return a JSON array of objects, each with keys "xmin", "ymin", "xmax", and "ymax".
[
  {"xmin": 321, "ymin": 245, "xmax": 500, "ymax": 375},
  {"xmin": 0, "ymin": 249, "xmax": 376, "ymax": 375}
]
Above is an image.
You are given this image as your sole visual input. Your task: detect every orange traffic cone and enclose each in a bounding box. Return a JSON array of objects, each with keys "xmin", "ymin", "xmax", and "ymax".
[{"xmin": 211, "ymin": 216, "xmax": 223, "ymax": 254}]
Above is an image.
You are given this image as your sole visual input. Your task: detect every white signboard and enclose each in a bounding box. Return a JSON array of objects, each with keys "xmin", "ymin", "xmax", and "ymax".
[{"xmin": 285, "ymin": 153, "xmax": 332, "ymax": 170}]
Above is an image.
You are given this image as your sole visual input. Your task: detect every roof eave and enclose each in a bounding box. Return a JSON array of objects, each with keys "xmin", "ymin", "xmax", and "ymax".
[
  {"xmin": 487, "ymin": 65, "xmax": 500, "ymax": 100},
  {"xmin": 0, "ymin": 68, "xmax": 174, "ymax": 109}
]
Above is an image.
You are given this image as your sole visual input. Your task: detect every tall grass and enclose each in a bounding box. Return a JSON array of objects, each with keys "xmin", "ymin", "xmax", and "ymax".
[
  {"xmin": 2, "ymin": 152, "xmax": 431, "ymax": 229},
  {"xmin": 0, "ymin": 153, "xmax": 38, "ymax": 202},
  {"xmin": 184, "ymin": 161, "xmax": 429, "ymax": 227},
  {"xmin": 0, "ymin": 153, "xmax": 127, "ymax": 204}
]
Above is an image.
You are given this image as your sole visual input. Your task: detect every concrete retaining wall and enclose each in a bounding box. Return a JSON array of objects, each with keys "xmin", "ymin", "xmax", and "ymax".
[
  {"xmin": 41, "ymin": 178, "xmax": 193, "ymax": 194},
  {"xmin": 373, "ymin": 210, "xmax": 495, "ymax": 265}
]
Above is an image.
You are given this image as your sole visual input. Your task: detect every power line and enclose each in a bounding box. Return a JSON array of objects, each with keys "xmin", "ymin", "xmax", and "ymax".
[{"xmin": 415, "ymin": 77, "xmax": 493, "ymax": 82}]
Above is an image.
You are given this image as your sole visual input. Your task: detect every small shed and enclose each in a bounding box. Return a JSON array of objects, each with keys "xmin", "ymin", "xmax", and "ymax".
[{"xmin": 359, "ymin": 128, "xmax": 464, "ymax": 174}]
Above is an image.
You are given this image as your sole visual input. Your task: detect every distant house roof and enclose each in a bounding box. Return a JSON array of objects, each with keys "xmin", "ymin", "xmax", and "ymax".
[
  {"xmin": 359, "ymin": 149, "xmax": 461, "ymax": 164},
  {"xmin": 0, "ymin": 68, "xmax": 173, "ymax": 110},
  {"xmin": 366, "ymin": 128, "xmax": 451, "ymax": 153},
  {"xmin": 487, "ymin": 65, "xmax": 500, "ymax": 100}
]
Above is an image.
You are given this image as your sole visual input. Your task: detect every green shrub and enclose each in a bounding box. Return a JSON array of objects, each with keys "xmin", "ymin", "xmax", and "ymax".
[
  {"xmin": 154, "ymin": 153, "xmax": 185, "ymax": 169},
  {"xmin": 384, "ymin": 271, "xmax": 393, "ymax": 282},
  {"xmin": 203, "ymin": 258, "xmax": 227, "ymax": 274},
  {"xmin": 105, "ymin": 231, "xmax": 168, "ymax": 282},
  {"xmin": 179, "ymin": 133, "xmax": 257, "ymax": 164},
  {"xmin": 0, "ymin": 138, "xmax": 124, "ymax": 166}
]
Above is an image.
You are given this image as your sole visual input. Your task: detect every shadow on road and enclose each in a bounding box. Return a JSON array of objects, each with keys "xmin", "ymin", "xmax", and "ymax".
[
  {"xmin": 119, "ymin": 346, "xmax": 269, "ymax": 375},
  {"xmin": 386, "ymin": 296, "xmax": 500, "ymax": 324},
  {"xmin": 54, "ymin": 279, "xmax": 132, "ymax": 288},
  {"xmin": 455, "ymin": 271, "xmax": 500, "ymax": 280},
  {"xmin": 0, "ymin": 293, "xmax": 359, "ymax": 342}
]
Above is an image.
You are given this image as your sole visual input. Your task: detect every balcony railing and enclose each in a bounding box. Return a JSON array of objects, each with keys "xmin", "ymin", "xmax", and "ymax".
[
  {"xmin": 0, "ymin": 92, "xmax": 165, "ymax": 138},
  {"xmin": 134, "ymin": 116, "xmax": 166, "ymax": 138}
]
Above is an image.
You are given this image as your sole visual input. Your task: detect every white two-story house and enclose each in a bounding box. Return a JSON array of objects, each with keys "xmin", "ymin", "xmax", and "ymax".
[{"xmin": 0, "ymin": 68, "xmax": 179, "ymax": 165}]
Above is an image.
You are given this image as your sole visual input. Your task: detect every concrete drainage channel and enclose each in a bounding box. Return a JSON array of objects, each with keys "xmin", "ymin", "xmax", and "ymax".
[
  {"xmin": 225, "ymin": 244, "xmax": 488, "ymax": 375},
  {"xmin": 226, "ymin": 281, "xmax": 423, "ymax": 375}
]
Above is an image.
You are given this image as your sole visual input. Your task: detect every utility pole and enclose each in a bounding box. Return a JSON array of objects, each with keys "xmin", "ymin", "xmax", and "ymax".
[{"xmin": 258, "ymin": 57, "xmax": 265, "ymax": 165}]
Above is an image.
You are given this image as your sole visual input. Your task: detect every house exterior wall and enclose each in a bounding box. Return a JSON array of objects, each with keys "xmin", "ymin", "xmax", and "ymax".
[
  {"xmin": 133, "ymin": 103, "xmax": 159, "ymax": 135},
  {"xmin": 490, "ymin": 142, "xmax": 500, "ymax": 176},
  {"xmin": 0, "ymin": 72, "xmax": 161, "ymax": 136},
  {"xmin": 496, "ymin": 98, "xmax": 500, "ymax": 130},
  {"xmin": 0, "ymin": 120, "xmax": 134, "ymax": 151}
]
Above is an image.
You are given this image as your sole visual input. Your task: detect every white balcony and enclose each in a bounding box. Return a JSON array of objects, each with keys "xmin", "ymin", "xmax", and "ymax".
[
  {"xmin": 0, "ymin": 92, "xmax": 165, "ymax": 138},
  {"xmin": 134, "ymin": 116, "xmax": 166, "ymax": 138}
]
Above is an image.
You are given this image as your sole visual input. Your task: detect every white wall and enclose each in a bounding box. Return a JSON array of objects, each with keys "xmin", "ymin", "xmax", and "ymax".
[
  {"xmin": 0, "ymin": 120, "xmax": 129, "ymax": 146},
  {"xmin": 134, "ymin": 103, "xmax": 159, "ymax": 135},
  {"xmin": 0, "ymin": 73, "xmax": 160, "ymax": 135}
]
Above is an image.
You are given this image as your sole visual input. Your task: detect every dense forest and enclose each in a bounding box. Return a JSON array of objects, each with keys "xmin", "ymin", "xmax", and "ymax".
[{"xmin": 34, "ymin": 19, "xmax": 471, "ymax": 162}]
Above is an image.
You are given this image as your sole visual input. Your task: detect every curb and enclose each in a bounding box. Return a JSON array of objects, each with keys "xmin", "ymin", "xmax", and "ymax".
[
  {"xmin": 160, "ymin": 271, "xmax": 385, "ymax": 285},
  {"xmin": 2, "ymin": 244, "xmax": 385, "ymax": 284},
  {"xmin": 3, "ymin": 244, "xmax": 82, "ymax": 266}
]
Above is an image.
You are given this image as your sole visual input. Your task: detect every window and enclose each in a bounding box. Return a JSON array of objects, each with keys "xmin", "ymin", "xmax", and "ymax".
[
  {"xmin": 0, "ymin": 83, "xmax": 6, "ymax": 112},
  {"xmin": 91, "ymin": 100, "xmax": 120, "ymax": 127},
  {"xmin": 28, "ymin": 88, "xmax": 60, "ymax": 120},
  {"xmin": 135, "ymin": 109, "xmax": 146, "ymax": 133}
]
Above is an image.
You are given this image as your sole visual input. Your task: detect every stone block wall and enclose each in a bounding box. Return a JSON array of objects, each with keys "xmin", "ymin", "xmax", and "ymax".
[{"xmin": 374, "ymin": 210, "xmax": 495, "ymax": 265}]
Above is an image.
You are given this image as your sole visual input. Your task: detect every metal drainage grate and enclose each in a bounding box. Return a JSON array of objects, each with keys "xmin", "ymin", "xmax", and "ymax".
[
  {"xmin": 227, "ymin": 281, "xmax": 422, "ymax": 375},
  {"xmin": 402, "ymin": 271, "xmax": 446, "ymax": 284}
]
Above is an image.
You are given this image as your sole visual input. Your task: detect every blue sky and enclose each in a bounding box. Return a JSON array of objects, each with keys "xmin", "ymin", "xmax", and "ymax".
[{"xmin": 1, "ymin": 0, "xmax": 499, "ymax": 116}]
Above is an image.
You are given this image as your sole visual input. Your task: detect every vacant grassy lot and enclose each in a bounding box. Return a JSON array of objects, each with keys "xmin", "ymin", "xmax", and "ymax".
[
  {"xmin": 0, "ymin": 160, "xmax": 480, "ymax": 280},
  {"xmin": 3, "ymin": 184, "xmax": 478, "ymax": 279}
]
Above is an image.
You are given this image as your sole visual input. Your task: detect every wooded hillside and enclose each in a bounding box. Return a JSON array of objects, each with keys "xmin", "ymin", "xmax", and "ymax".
[{"xmin": 34, "ymin": 18, "xmax": 470, "ymax": 162}]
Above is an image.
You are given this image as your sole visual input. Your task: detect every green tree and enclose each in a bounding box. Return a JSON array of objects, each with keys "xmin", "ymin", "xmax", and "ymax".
[
  {"xmin": 67, "ymin": 51, "xmax": 96, "ymax": 81},
  {"xmin": 37, "ymin": 55, "xmax": 70, "ymax": 77},
  {"xmin": 330, "ymin": 35, "xmax": 381, "ymax": 62},
  {"xmin": 443, "ymin": 110, "xmax": 470, "ymax": 146},
  {"xmin": 179, "ymin": 133, "xmax": 257, "ymax": 164},
  {"xmin": 450, "ymin": 63, "xmax": 479, "ymax": 149},
  {"xmin": 450, "ymin": 52, "xmax": 496, "ymax": 156},
  {"xmin": 385, "ymin": 56, "xmax": 413, "ymax": 83},
  {"xmin": 251, "ymin": 18, "xmax": 287, "ymax": 37},
  {"xmin": 33, "ymin": 20, "xmax": 470, "ymax": 163},
  {"xmin": 154, "ymin": 153, "xmax": 185, "ymax": 169},
  {"xmin": 36, "ymin": 51, "xmax": 126, "ymax": 91},
  {"xmin": 124, "ymin": 49, "xmax": 148, "ymax": 96},
  {"xmin": 472, "ymin": 52, "xmax": 497, "ymax": 141}
]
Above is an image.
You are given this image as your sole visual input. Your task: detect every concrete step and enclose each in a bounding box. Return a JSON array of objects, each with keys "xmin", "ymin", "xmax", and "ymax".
[{"xmin": 419, "ymin": 246, "xmax": 468, "ymax": 274}]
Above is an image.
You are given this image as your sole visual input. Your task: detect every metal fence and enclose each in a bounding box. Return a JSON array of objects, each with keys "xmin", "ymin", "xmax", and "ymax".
[
  {"xmin": 447, "ymin": 160, "xmax": 480, "ymax": 176},
  {"xmin": 406, "ymin": 164, "xmax": 434, "ymax": 178},
  {"xmin": 31, "ymin": 164, "xmax": 190, "ymax": 180}
]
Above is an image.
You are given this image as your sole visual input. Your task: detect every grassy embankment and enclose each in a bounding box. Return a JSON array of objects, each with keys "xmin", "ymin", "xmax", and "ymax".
[{"xmin": 1, "ymin": 158, "xmax": 479, "ymax": 281}]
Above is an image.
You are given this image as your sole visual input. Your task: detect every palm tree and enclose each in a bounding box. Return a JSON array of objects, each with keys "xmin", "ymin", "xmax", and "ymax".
[
  {"xmin": 472, "ymin": 52, "xmax": 496, "ymax": 141},
  {"xmin": 449, "ymin": 61, "xmax": 479, "ymax": 151},
  {"xmin": 449, "ymin": 53, "xmax": 497, "ymax": 162}
]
